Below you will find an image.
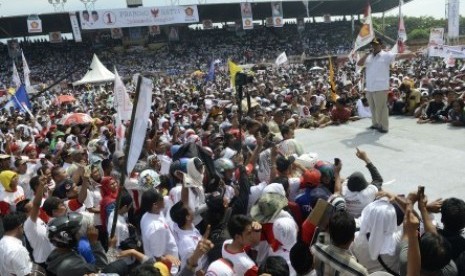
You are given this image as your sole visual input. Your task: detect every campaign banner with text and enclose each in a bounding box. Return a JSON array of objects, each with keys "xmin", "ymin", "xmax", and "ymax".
[
  {"xmin": 429, "ymin": 45, "xmax": 465, "ymax": 58},
  {"xmin": 429, "ymin": 28, "xmax": 444, "ymax": 46},
  {"xmin": 69, "ymin": 13, "xmax": 82, "ymax": 42},
  {"xmin": 271, "ymin": 2, "xmax": 283, "ymax": 28},
  {"xmin": 27, "ymin": 15, "xmax": 42, "ymax": 33},
  {"xmin": 79, "ymin": 6, "xmax": 199, "ymax": 30},
  {"xmin": 240, "ymin": 2, "xmax": 253, "ymax": 30}
]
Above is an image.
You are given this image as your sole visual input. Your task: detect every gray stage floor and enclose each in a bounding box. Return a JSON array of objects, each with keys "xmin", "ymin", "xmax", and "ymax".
[{"xmin": 294, "ymin": 116, "xmax": 465, "ymax": 201}]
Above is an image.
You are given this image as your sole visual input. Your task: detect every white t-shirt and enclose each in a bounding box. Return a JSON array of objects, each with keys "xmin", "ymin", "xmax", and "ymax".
[
  {"xmin": 107, "ymin": 211, "xmax": 129, "ymax": 248},
  {"xmin": 140, "ymin": 212, "xmax": 178, "ymax": 258},
  {"xmin": 171, "ymin": 223, "xmax": 205, "ymax": 269},
  {"xmin": 342, "ymin": 183, "xmax": 378, "ymax": 218},
  {"xmin": 221, "ymin": 239, "xmax": 258, "ymax": 276},
  {"xmin": 288, "ymin": 177, "xmax": 303, "ymax": 202},
  {"xmin": 24, "ymin": 217, "xmax": 55, "ymax": 263},
  {"xmin": 0, "ymin": 186, "xmax": 25, "ymax": 214},
  {"xmin": 0, "ymin": 235, "xmax": 33, "ymax": 276},
  {"xmin": 18, "ymin": 173, "xmax": 33, "ymax": 199},
  {"xmin": 87, "ymin": 185, "xmax": 102, "ymax": 226},
  {"xmin": 351, "ymin": 230, "xmax": 402, "ymax": 274},
  {"xmin": 365, "ymin": 51, "xmax": 396, "ymax": 92}
]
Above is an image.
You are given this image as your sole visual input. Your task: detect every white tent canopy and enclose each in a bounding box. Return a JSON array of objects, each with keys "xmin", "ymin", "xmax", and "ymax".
[{"xmin": 72, "ymin": 54, "xmax": 115, "ymax": 86}]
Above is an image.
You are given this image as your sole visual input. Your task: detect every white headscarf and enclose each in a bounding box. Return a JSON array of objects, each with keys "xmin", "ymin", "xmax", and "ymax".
[{"xmin": 358, "ymin": 199, "xmax": 398, "ymax": 260}]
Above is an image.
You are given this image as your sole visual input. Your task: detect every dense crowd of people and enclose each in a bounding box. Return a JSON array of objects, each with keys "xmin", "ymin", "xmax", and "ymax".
[{"xmin": 0, "ymin": 20, "xmax": 464, "ymax": 276}]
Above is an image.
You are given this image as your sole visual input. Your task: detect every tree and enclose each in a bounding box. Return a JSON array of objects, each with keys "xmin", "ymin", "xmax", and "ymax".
[{"xmin": 408, "ymin": 29, "xmax": 430, "ymax": 40}]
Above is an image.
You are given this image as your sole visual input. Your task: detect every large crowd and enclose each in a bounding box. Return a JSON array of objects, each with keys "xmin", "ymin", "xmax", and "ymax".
[{"xmin": 0, "ymin": 20, "xmax": 464, "ymax": 276}]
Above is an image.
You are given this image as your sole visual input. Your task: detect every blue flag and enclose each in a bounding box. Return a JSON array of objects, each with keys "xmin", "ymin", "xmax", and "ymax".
[
  {"xmin": 12, "ymin": 85, "xmax": 32, "ymax": 112},
  {"xmin": 205, "ymin": 60, "xmax": 215, "ymax": 82}
]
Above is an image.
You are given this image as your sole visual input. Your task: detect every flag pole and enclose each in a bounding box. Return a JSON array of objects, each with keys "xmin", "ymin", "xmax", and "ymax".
[{"xmin": 110, "ymin": 75, "xmax": 142, "ymax": 239}]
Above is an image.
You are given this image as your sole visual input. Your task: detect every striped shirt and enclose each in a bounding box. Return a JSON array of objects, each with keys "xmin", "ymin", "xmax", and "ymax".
[{"xmin": 311, "ymin": 243, "xmax": 369, "ymax": 276}]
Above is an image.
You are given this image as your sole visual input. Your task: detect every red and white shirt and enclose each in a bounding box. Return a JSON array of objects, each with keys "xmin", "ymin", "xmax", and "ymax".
[{"xmin": 222, "ymin": 239, "xmax": 258, "ymax": 276}]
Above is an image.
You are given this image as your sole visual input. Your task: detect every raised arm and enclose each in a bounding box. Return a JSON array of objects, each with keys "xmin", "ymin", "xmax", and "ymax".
[
  {"xmin": 30, "ymin": 175, "xmax": 47, "ymax": 222},
  {"xmin": 356, "ymin": 148, "xmax": 383, "ymax": 189}
]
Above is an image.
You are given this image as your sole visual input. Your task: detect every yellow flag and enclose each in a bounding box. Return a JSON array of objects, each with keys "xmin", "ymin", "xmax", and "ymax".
[
  {"xmin": 328, "ymin": 57, "xmax": 338, "ymax": 102},
  {"xmin": 7, "ymin": 87, "xmax": 16, "ymax": 95},
  {"xmin": 228, "ymin": 59, "xmax": 242, "ymax": 88}
]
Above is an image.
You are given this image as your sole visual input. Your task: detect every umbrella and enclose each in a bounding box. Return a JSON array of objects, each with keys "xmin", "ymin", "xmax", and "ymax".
[
  {"xmin": 310, "ymin": 66, "xmax": 324, "ymax": 71},
  {"xmin": 56, "ymin": 95, "xmax": 76, "ymax": 104},
  {"xmin": 59, "ymin": 113, "xmax": 93, "ymax": 125}
]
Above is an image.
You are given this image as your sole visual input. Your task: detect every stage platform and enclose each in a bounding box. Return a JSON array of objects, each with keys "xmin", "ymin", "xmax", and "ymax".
[{"xmin": 295, "ymin": 116, "xmax": 465, "ymax": 200}]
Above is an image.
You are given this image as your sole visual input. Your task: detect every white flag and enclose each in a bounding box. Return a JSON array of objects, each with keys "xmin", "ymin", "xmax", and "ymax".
[
  {"xmin": 303, "ymin": 1, "xmax": 309, "ymax": 18},
  {"xmin": 126, "ymin": 76, "xmax": 153, "ymax": 175},
  {"xmin": 275, "ymin": 51, "xmax": 288, "ymax": 66},
  {"xmin": 113, "ymin": 69, "xmax": 133, "ymax": 121},
  {"xmin": 22, "ymin": 51, "xmax": 31, "ymax": 89},
  {"xmin": 12, "ymin": 62, "xmax": 21, "ymax": 88},
  {"xmin": 352, "ymin": 4, "xmax": 374, "ymax": 52},
  {"xmin": 391, "ymin": 0, "xmax": 407, "ymax": 54}
]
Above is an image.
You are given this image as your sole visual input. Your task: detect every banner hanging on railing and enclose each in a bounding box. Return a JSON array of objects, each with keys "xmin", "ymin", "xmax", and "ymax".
[
  {"xmin": 79, "ymin": 5, "xmax": 199, "ymax": 30},
  {"xmin": 240, "ymin": 3, "xmax": 253, "ymax": 30}
]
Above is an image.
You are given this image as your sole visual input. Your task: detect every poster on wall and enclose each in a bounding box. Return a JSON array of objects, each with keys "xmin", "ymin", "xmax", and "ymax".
[
  {"xmin": 271, "ymin": 2, "xmax": 283, "ymax": 27},
  {"xmin": 240, "ymin": 3, "xmax": 253, "ymax": 30}
]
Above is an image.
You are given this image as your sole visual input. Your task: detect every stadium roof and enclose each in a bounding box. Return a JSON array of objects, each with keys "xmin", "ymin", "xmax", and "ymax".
[{"xmin": 0, "ymin": 0, "xmax": 410, "ymax": 39}]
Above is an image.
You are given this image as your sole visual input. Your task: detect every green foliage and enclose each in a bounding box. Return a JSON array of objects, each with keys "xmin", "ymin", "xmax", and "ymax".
[
  {"xmin": 372, "ymin": 16, "xmax": 451, "ymax": 40},
  {"xmin": 408, "ymin": 29, "xmax": 429, "ymax": 40}
]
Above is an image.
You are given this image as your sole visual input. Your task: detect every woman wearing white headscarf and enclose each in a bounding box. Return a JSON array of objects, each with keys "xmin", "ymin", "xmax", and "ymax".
[{"xmin": 350, "ymin": 198, "xmax": 402, "ymax": 274}]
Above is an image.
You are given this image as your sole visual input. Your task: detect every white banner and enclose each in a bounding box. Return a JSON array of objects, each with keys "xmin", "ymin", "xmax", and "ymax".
[
  {"xmin": 79, "ymin": 5, "xmax": 199, "ymax": 30},
  {"xmin": 69, "ymin": 13, "xmax": 82, "ymax": 42},
  {"xmin": 126, "ymin": 76, "xmax": 153, "ymax": 175},
  {"xmin": 271, "ymin": 2, "xmax": 283, "ymax": 28},
  {"xmin": 429, "ymin": 45, "xmax": 465, "ymax": 58},
  {"xmin": 448, "ymin": 0, "xmax": 460, "ymax": 38},
  {"xmin": 27, "ymin": 17, "xmax": 42, "ymax": 33},
  {"xmin": 429, "ymin": 28, "xmax": 444, "ymax": 46},
  {"xmin": 240, "ymin": 3, "xmax": 253, "ymax": 30},
  {"xmin": 113, "ymin": 70, "xmax": 133, "ymax": 121}
]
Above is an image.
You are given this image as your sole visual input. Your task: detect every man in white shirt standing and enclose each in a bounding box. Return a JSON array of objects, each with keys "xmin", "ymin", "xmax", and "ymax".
[
  {"xmin": 140, "ymin": 190, "xmax": 180, "ymax": 265},
  {"xmin": 357, "ymin": 38, "xmax": 416, "ymax": 133},
  {"xmin": 0, "ymin": 212, "xmax": 33, "ymax": 276},
  {"xmin": 23, "ymin": 175, "xmax": 54, "ymax": 266}
]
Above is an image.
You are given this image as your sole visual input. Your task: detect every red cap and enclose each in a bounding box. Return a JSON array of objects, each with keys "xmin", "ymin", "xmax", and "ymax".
[{"xmin": 300, "ymin": 169, "xmax": 321, "ymax": 188}]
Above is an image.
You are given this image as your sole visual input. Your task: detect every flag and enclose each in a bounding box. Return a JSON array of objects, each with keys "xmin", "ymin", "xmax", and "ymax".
[
  {"xmin": 12, "ymin": 85, "xmax": 32, "ymax": 113},
  {"xmin": 328, "ymin": 57, "xmax": 338, "ymax": 102},
  {"xmin": 113, "ymin": 69, "xmax": 133, "ymax": 121},
  {"xmin": 12, "ymin": 62, "xmax": 21, "ymax": 88},
  {"xmin": 22, "ymin": 51, "xmax": 31, "ymax": 89},
  {"xmin": 206, "ymin": 60, "xmax": 216, "ymax": 82},
  {"xmin": 351, "ymin": 4, "xmax": 374, "ymax": 53},
  {"xmin": 126, "ymin": 76, "xmax": 153, "ymax": 175},
  {"xmin": 303, "ymin": 1, "xmax": 309, "ymax": 18},
  {"xmin": 228, "ymin": 59, "xmax": 242, "ymax": 88},
  {"xmin": 391, "ymin": 0, "xmax": 407, "ymax": 54},
  {"xmin": 275, "ymin": 52, "xmax": 288, "ymax": 66}
]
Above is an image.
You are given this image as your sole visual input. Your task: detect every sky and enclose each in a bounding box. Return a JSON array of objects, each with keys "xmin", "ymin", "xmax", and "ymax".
[{"xmin": 0, "ymin": 0, "xmax": 459, "ymax": 18}]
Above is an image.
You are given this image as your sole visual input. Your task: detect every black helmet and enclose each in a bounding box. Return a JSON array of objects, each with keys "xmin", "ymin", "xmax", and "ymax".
[{"xmin": 47, "ymin": 212, "xmax": 83, "ymax": 248}]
